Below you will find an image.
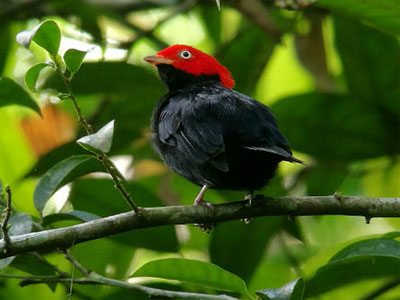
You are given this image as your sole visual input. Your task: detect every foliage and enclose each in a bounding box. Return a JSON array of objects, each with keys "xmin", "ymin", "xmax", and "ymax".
[{"xmin": 0, "ymin": 0, "xmax": 399, "ymax": 299}]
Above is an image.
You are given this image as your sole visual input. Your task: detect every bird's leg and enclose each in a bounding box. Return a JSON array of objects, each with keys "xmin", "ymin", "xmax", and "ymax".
[
  {"xmin": 193, "ymin": 185, "xmax": 213, "ymax": 209},
  {"xmin": 193, "ymin": 185, "xmax": 216, "ymax": 232},
  {"xmin": 244, "ymin": 191, "xmax": 254, "ymax": 207},
  {"xmin": 242, "ymin": 190, "xmax": 255, "ymax": 224}
]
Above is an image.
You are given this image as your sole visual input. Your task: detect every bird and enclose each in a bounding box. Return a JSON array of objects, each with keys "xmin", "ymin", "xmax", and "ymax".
[{"xmin": 143, "ymin": 45, "xmax": 302, "ymax": 207}]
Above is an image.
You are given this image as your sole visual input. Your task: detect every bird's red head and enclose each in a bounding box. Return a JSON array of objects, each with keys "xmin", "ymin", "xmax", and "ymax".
[{"xmin": 143, "ymin": 45, "xmax": 235, "ymax": 89}]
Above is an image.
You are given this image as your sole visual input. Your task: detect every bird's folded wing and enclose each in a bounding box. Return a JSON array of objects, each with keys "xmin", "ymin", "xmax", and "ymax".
[{"xmin": 158, "ymin": 98, "xmax": 229, "ymax": 172}]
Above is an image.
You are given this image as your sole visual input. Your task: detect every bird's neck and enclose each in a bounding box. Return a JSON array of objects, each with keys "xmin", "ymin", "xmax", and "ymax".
[{"xmin": 156, "ymin": 64, "xmax": 221, "ymax": 92}]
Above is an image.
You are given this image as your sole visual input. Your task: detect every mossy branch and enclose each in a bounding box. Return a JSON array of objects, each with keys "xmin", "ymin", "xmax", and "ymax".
[{"xmin": 0, "ymin": 195, "xmax": 398, "ymax": 258}]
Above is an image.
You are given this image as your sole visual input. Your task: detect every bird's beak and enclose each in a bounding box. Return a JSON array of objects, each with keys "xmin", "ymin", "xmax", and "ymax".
[{"xmin": 143, "ymin": 55, "xmax": 173, "ymax": 66}]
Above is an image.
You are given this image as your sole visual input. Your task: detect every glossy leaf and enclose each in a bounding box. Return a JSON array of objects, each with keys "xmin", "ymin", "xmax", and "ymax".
[
  {"xmin": 33, "ymin": 155, "xmax": 105, "ymax": 214},
  {"xmin": 131, "ymin": 258, "xmax": 251, "ymax": 297},
  {"xmin": 0, "ymin": 213, "xmax": 32, "ymax": 271},
  {"xmin": 0, "ymin": 77, "xmax": 41, "ymax": 115},
  {"xmin": 256, "ymin": 278, "xmax": 305, "ymax": 300},
  {"xmin": 77, "ymin": 120, "xmax": 115, "ymax": 154},
  {"xmin": 17, "ymin": 20, "xmax": 61, "ymax": 56},
  {"xmin": 69, "ymin": 178, "xmax": 179, "ymax": 252},
  {"xmin": 316, "ymin": 0, "xmax": 400, "ymax": 35},
  {"xmin": 25, "ymin": 63, "xmax": 53, "ymax": 92},
  {"xmin": 271, "ymin": 92, "xmax": 397, "ymax": 161},
  {"xmin": 305, "ymin": 238, "xmax": 400, "ymax": 297},
  {"xmin": 64, "ymin": 49, "xmax": 87, "ymax": 73}
]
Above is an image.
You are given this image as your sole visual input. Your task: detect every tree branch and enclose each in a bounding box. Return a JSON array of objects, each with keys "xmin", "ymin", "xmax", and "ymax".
[{"xmin": 0, "ymin": 195, "xmax": 398, "ymax": 258}]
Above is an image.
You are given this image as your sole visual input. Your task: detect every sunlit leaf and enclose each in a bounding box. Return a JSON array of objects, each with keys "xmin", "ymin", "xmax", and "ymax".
[
  {"xmin": 77, "ymin": 120, "xmax": 114, "ymax": 154},
  {"xmin": 256, "ymin": 278, "xmax": 305, "ymax": 300},
  {"xmin": 25, "ymin": 63, "xmax": 53, "ymax": 92},
  {"xmin": 64, "ymin": 49, "xmax": 87, "ymax": 74},
  {"xmin": 16, "ymin": 20, "xmax": 61, "ymax": 56},
  {"xmin": 131, "ymin": 258, "xmax": 252, "ymax": 297},
  {"xmin": 33, "ymin": 155, "xmax": 105, "ymax": 214},
  {"xmin": 0, "ymin": 77, "xmax": 41, "ymax": 115}
]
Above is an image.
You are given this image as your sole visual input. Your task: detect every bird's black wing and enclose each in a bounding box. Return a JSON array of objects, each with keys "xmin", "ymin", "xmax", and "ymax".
[
  {"xmin": 213, "ymin": 87, "xmax": 301, "ymax": 163},
  {"xmin": 157, "ymin": 85, "xmax": 300, "ymax": 174},
  {"xmin": 158, "ymin": 91, "xmax": 229, "ymax": 172}
]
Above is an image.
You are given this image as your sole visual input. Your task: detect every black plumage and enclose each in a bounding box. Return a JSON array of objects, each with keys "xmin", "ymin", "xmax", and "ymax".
[{"xmin": 151, "ymin": 64, "xmax": 301, "ymax": 198}]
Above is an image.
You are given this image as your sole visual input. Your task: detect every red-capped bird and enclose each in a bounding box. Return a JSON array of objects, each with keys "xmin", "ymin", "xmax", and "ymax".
[{"xmin": 144, "ymin": 45, "xmax": 302, "ymax": 206}]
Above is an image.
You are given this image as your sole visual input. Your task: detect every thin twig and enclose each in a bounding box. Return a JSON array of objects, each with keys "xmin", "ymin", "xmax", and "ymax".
[
  {"xmin": 0, "ymin": 195, "xmax": 398, "ymax": 258},
  {"xmin": 97, "ymin": 154, "xmax": 139, "ymax": 212},
  {"xmin": 63, "ymin": 248, "xmax": 91, "ymax": 277},
  {"xmin": 1, "ymin": 185, "xmax": 12, "ymax": 252},
  {"xmin": 51, "ymin": 55, "xmax": 139, "ymax": 213}
]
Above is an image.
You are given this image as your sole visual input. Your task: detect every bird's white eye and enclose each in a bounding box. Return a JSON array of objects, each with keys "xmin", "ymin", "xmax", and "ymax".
[{"xmin": 179, "ymin": 50, "xmax": 192, "ymax": 59}]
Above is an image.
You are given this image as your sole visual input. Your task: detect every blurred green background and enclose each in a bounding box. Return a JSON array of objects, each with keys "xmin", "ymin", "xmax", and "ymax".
[{"xmin": 0, "ymin": 0, "xmax": 399, "ymax": 299}]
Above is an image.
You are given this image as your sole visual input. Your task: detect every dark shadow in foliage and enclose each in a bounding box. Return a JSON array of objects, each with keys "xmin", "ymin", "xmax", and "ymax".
[{"xmin": 69, "ymin": 178, "xmax": 179, "ymax": 252}]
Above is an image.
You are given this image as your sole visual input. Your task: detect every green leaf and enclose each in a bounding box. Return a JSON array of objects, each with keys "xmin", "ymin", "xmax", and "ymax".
[
  {"xmin": 25, "ymin": 63, "xmax": 53, "ymax": 92},
  {"xmin": 10, "ymin": 254, "xmax": 58, "ymax": 291},
  {"xmin": 217, "ymin": 25, "xmax": 275, "ymax": 95},
  {"xmin": 334, "ymin": 16, "xmax": 400, "ymax": 115},
  {"xmin": 305, "ymin": 162, "xmax": 346, "ymax": 195},
  {"xmin": 210, "ymin": 217, "xmax": 283, "ymax": 282},
  {"xmin": 305, "ymin": 238, "xmax": 400, "ymax": 297},
  {"xmin": 64, "ymin": 49, "xmax": 87, "ymax": 74},
  {"xmin": 199, "ymin": 3, "xmax": 221, "ymax": 44},
  {"xmin": 316, "ymin": 0, "xmax": 400, "ymax": 35},
  {"xmin": 271, "ymin": 92, "xmax": 398, "ymax": 161},
  {"xmin": 0, "ymin": 77, "xmax": 41, "ymax": 115},
  {"xmin": 69, "ymin": 178, "xmax": 179, "ymax": 252},
  {"xmin": 42, "ymin": 210, "xmax": 99, "ymax": 227},
  {"xmin": 33, "ymin": 155, "xmax": 105, "ymax": 214},
  {"xmin": 256, "ymin": 278, "xmax": 305, "ymax": 300},
  {"xmin": 0, "ymin": 179, "xmax": 4, "ymax": 203},
  {"xmin": 131, "ymin": 258, "xmax": 251, "ymax": 297},
  {"xmin": 0, "ymin": 212, "xmax": 32, "ymax": 271},
  {"xmin": 77, "ymin": 120, "xmax": 114, "ymax": 154},
  {"xmin": 17, "ymin": 20, "xmax": 61, "ymax": 56}
]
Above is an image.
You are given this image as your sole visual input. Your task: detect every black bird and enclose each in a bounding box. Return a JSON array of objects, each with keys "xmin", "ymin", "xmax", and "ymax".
[{"xmin": 144, "ymin": 45, "xmax": 302, "ymax": 206}]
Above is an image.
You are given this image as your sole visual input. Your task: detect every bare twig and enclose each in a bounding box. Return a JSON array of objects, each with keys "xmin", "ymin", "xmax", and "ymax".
[
  {"xmin": 1, "ymin": 185, "xmax": 12, "ymax": 252},
  {"xmin": 0, "ymin": 195, "xmax": 398, "ymax": 258}
]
